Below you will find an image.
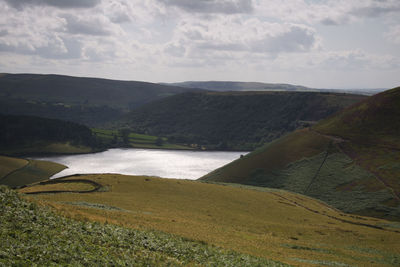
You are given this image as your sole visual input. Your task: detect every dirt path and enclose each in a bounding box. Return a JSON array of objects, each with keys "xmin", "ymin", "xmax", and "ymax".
[
  {"xmin": 21, "ymin": 178, "xmax": 104, "ymax": 195},
  {"xmin": 271, "ymin": 192, "xmax": 400, "ymax": 233},
  {"xmin": 309, "ymin": 128, "xmax": 400, "ymax": 202}
]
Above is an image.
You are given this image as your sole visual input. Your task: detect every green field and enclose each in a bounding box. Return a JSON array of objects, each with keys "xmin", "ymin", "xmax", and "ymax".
[
  {"xmin": 20, "ymin": 174, "xmax": 400, "ymax": 267},
  {"xmin": 0, "ymin": 155, "xmax": 66, "ymax": 188},
  {"xmin": 92, "ymin": 128, "xmax": 193, "ymax": 150}
]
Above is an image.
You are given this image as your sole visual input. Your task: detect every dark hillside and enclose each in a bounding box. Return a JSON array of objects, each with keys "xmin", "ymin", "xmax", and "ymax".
[
  {"xmin": 314, "ymin": 86, "xmax": 400, "ymax": 147},
  {"xmin": 201, "ymin": 87, "xmax": 400, "ymax": 220},
  {"xmin": 0, "ymin": 73, "xmax": 192, "ymax": 109},
  {"xmin": 0, "ymin": 73, "xmax": 197, "ymax": 126},
  {"xmin": 123, "ymin": 91, "xmax": 366, "ymax": 150},
  {"xmin": 0, "ymin": 114, "xmax": 100, "ymax": 155}
]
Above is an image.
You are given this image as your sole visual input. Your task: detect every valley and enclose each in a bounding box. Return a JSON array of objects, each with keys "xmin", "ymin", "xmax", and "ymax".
[{"xmin": 1, "ymin": 73, "xmax": 399, "ymax": 266}]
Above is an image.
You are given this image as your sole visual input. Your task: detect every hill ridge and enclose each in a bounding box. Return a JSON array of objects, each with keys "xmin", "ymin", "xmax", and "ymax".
[{"xmin": 201, "ymin": 87, "xmax": 400, "ymax": 220}]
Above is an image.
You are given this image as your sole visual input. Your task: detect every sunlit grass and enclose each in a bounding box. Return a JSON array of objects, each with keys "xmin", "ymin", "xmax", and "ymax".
[{"xmin": 22, "ymin": 174, "xmax": 400, "ymax": 266}]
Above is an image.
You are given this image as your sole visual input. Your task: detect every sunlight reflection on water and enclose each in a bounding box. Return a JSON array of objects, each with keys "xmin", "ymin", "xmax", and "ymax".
[{"xmin": 33, "ymin": 148, "xmax": 247, "ymax": 180}]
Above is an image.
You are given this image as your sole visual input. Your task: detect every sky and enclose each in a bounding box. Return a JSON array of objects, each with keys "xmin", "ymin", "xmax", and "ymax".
[{"xmin": 0, "ymin": 0, "xmax": 399, "ymax": 89}]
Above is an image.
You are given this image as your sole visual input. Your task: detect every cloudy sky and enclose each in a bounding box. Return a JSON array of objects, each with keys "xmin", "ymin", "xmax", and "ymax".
[{"xmin": 0, "ymin": 0, "xmax": 399, "ymax": 88}]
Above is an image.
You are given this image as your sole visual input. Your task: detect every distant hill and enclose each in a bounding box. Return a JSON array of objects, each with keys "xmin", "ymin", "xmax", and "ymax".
[
  {"xmin": 201, "ymin": 87, "xmax": 400, "ymax": 221},
  {"xmin": 165, "ymin": 81, "xmax": 386, "ymax": 96},
  {"xmin": 0, "ymin": 73, "xmax": 197, "ymax": 126},
  {"xmin": 0, "ymin": 114, "xmax": 100, "ymax": 156},
  {"xmin": 121, "ymin": 91, "xmax": 366, "ymax": 150}
]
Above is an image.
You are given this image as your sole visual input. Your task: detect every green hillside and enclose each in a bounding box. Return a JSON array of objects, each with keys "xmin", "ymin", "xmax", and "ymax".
[
  {"xmin": 0, "ymin": 114, "xmax": 100, "ymax": 156},
  {"xmin": 0, "ymin": 73, "xmax": 196, "ymax": 126},
  {"xmin": 121, "ymin": 91, "xmax": 365, "ymax": 150},
  {"xmin": 0, "ymin": 186, "xmax": 286, "ymax": 266},
  {"xmin": 0, "ymin": 155, "xmax": 65, "ymax": 188},
  {"xmin": 18, "ymin": 174, "xmax": 400, "ymax": 266},
  {"xmin": 201, "ymin": 87, "xmax": 400, "ymax": 221}
]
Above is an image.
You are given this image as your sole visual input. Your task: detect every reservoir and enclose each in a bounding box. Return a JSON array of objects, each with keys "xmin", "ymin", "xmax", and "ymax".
[{"xmin": 33, "ymin": 148, "xmax": 247, "ymax": 180}]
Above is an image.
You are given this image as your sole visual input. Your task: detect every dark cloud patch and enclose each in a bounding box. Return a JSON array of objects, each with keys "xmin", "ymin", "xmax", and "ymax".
[
  {"xmin": 351, "ymin": 1, "xmax": 400, "ymax": 17},
  {"xmin": 352, "ymin": 6, "xmax": 400, "ymax": 17},
  {"xmin": 4, "ymin": 0, "xmax": 100, "ymax": 9},
  {"xmin": 63, "ymin": 14, "xmax": 112, "ymax": 36},
  {"xmin": 320, "ymin": 18, "xmax": 341, "ymax": 26},
  {"xmin": 159, "ymin": 0, "xmax": 253, "ymax": 14},
  {"xmin": 0, "ymin": 29, "xmax": 9, "ymax": 36},
  {"xmin": 36, "ymin": 38, "xmax": 82, "ymax": 59},
  {"xmin": 253, "ymin": 26, "xmax": 316, "ymax": 54}
]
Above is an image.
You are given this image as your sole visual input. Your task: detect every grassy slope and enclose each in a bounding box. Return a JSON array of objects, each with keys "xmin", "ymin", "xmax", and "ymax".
[
  {"xmin": 0, "ymin": 155, "xmax": 66, "ymax": 188},
  {"xmin": 201, "ymin": 87, "xmax": 400, "ymax": 220},
  {"xmin": 0, "ymin": 186, "xmax": 285, "ymax": 266},
  {"xmin": 21, "ymin": 174, "xmax": 400, "ymax": 267},
  {"xmin": 313, "ymin": 87, "xmax": 400, "ymax": 199}
]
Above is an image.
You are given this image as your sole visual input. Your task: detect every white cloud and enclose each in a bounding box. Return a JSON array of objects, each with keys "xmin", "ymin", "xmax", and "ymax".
[
  {"xmin": 3, "ymin": 0, "xmax": 101, "ymax": 9},
  {"xmin": 0, "ymin": 0, "xmax": 398, "ymax": 88},
  {"xmin": 165, "ymin": 17, "xmax": 319, "ymax": 62},
  {"xmin": 255, "ymin": 0, "xmax": 400, "ymax": 26},
  {"xmin": 385, "ymin": 25, "xmax": 400, "ymax": 45}
]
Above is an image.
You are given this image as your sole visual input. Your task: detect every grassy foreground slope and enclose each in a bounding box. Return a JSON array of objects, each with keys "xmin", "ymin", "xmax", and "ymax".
[
  {"xmin": 0, "ymin": 186, "xmax": 285, "ymax": 266},
  {"xmin": 0, "ymin": 155, "xmax": 66, "ymax": 188},
  {"xmin": 201, "ymin": 87, "xmax": 400, "ymax": 221},
  {"xmin": 21, "ymin": 174, "xmax": 400, "ymax": 267},
  {"xmin": 123, "ymin": 91, "xmax": 365, "ymax": 150}
]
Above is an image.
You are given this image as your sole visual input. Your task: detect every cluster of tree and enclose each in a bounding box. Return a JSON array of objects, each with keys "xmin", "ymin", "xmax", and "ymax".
[
  {"xmin": 123, "ymin": 91, "xmax": 366, "ymax": 150},
  {"xmin": 0, "ymin": 114, "xmax": 100, "ymax": 149},
  {"xmin": 0, "ymin": 99, "xmax": 124, "ymax": 127}
]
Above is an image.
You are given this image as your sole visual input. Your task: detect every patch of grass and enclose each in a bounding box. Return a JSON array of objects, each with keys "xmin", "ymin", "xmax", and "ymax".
[
  {"xmin": 22, "ymin": 174, "xmax": 400, "ymax": 267},
  {"xmin": 201, "ymin": 129, "xmax": 331, "ymax": 183},
  {"xmin": 0, "ymin": 185, "xmax": 287, "ymax": 266},
  {"xmin": 290, "ymin": 257, "xmax": 351, "ymax": 267},
  {"xmin": 61, "ymin": 201, "xmax": 127, "ymax": 211},
  {"xmin": 19, "ymin": 182, "xmax": 95, "ymax": 193},
  {"xmin": 0, "ymin": 155, "xmax": 28, "ymax": 178},
  {"xmin": 0, "ymin": 156, "xmax": 66, "ymax": 188}
]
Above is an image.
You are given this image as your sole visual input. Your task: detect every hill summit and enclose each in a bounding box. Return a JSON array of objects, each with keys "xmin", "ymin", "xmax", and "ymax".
[{"xmin": 201, "ymin": 87, "xmax": 400, "ymax": 221}]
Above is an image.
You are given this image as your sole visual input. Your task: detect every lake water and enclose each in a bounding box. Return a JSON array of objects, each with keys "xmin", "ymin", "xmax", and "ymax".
[{"xmin": 33, "ymin": 148, "xmax": 247, "ymax": 180}]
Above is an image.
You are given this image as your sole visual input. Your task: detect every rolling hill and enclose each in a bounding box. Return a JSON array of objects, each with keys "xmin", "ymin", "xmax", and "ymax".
[
  {"xmin": 0, "ymin": 155, "xmax": 65, "ymax": 188},
  {"xmin": 17, "ymin": 174, "xmax": 400, "ymax": 266},
  {"xmin": 121, "ymin": 91, "xmax": 366, "ymax": 150},
  {"xmin": 1, "ymin": 185, "xmax": 285, "ymax": 266},
  {"xmin": 201, "ymin": 87, "xmax": 400, "ymax": 221},
  {"xmin": 166, "ymin": 81, "xmax": 385, "ymax": 95},
  {"xmin": 0, "ymin": 73, "xmax": 197, "ymax": 126}
]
